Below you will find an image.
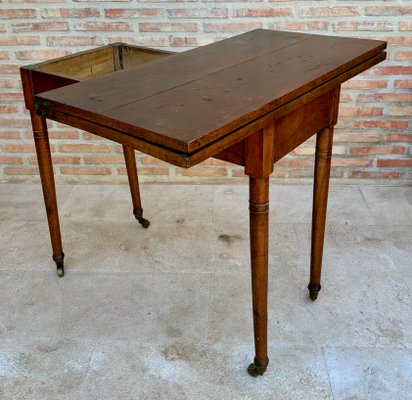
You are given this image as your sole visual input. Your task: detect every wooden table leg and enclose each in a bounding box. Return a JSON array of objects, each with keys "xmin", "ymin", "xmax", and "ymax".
[
  {"xmin": 244, "ymin": 126, "xmax": 274, "ymax": 377},
  {"xmin": 247, "ymin": 176, "xmax": 270, "ymax": 377},
  {"xmin": 122, "ymin": 145, "xmax": 150, "ymax": 228},
  {"xmin": 308, "ymin": 126, "xmax": 334, "ymax": 300},
  {"xmin": 30, "ymin": 112, "xmax": 65, "ymax": 277}
]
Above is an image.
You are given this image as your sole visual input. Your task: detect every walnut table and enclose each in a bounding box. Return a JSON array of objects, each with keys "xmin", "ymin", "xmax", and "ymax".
[{"xmin": 21, "ymin": 29, "xmax": 386, "ymax": 376}]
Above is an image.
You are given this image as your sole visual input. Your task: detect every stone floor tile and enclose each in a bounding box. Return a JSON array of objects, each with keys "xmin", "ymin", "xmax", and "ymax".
[
  {"xmin": 0, "ymin": 271, "xmax": 26, "ymax": 340},
  {"xmin": 77, "ymin": 340, "xmax": 333, "ymax": 400},
  {"xmin": 6, "ymin": 272, "xmax": 210, "ymax": 344},
  {"xmin": 60, "ymin": 184, "xmax": 214, "ymax": 226},
  {"xmin": 324, "ymin": 346, "xmax": 412, "ymax": 400},
  {"xmin": 0, "ymin": 184, "xmax": 72, "ymax": 222},
  {"xmin": 360, "ymin": 186, "xmax": 412, "ymax": 225},
  {"xmin": 0, "ymin": 221, "xmax": 53, "ymax": 272},
  {"xmin": 208, "ymin": 266, "xmax": 412, "ymax": 348},
  {"xmin": 0, "ymin": 337, "xmax": 92, "ymax": 400},
  {"xmin": 270, "ymin": 185, "xmax": 375, "ymax": 225}
]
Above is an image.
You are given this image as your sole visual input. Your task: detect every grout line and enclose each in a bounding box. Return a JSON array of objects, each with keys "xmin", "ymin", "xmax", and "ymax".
[
  {"xmin": 357, "ymin": 185, "xmax": 378, "ymax": 225},
  {"xmin": 321, "ymin": 345, "xmax": 336, "ymax": 400}
]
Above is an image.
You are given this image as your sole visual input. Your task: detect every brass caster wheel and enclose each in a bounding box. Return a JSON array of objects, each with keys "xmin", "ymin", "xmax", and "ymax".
[{"xmin": 138, "ymin": 217, "xmax": 150, "ymax": 229}]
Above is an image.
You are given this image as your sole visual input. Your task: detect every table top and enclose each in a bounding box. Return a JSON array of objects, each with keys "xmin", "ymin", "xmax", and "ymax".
[{"xmin": 35, "ymin": 29, "xmax": 386, "ymax": 154}]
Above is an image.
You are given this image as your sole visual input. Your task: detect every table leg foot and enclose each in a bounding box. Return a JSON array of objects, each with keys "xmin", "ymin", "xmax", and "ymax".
[
  {"xmin": 308, "ymin": 283, "xmax": 321, "ymax": 301},
  {"xmin": 247, "ymin": 359, "xmax": 268, "ymax": 377},
  {"xmin": 133, "ymin": 208, "xmax": 150, "ymax": 228},
  {"xmin": 53, "ymin": 253, "xmax": 65, "ymax": 277}
]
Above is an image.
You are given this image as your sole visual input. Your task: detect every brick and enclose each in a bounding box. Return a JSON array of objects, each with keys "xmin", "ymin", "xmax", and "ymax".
[
  {"xmin": 60, "ymin": 167, "xmax": 112, "ymax": 175},
  {"xmin": 400, "ymin": 22, "xmax": 412, "ymax": 31},
  {"xmin": 59, "ymin": 144, "xmax": 111, "ymax": 153},
  {"xmin": 342, "ymin": 80, "xmax": 387, "ymax": 90},
  {"xmin": 354, "ymin": 120, "xmax": 409, "ymax": 129},
  {"xmin": 140, "ymin": 156, "xmax": 168, "ymax": 165},
  {"xmin": 394, "ymin": 80, "xmax": 412, "ymax": 89},
  {"xmin": 331, "ymin": 158, "xmax": 372, "ymax": 167},
  {"xmin": 0, "ymin": 119, "xmax": 31, "ymax": 128},
  {"xmin": 276, "ymin": 158, "xmax": 311, "ymax": 167},
  {"xmin": 105, "ymin": 8, "xmax": 164, "ymax": 18},
  {"xmin": 108, "ymin": 36, "xmax": 166, "ymax": 47},
  {"xmin": 377, "ymin": 159, "xmax": 412, "ymax": 168},
  {"xmin": 372, "ymin": 66, "xmax": 412, "ymax": 76},
  {"xmin": 177, "ymin": 167, "xmax": 227, "ymax": 177},
  {"xmin": 0, "ymin": 105, "xmax": 19, "ymax": 113},
  {"xmin": 28, "ymin": 155, "xmax": 81, "ymax": 164},
  {"xmin": 395, "ymin": 51, "xmax": 412, "ymax": 61},
  {"xmin": 233, "ymin": 8, "xmax": 291, "ymax": 17},
  {"xmin": 349, "ymin": 171, "xmax": 401, "ymax": 179},
  {"xmin": 0, "ymin": 156, "xmax": 23, "ymax": 164},
  {"xmin": 356, "ymin": 93, "xmax": 379, "ymax": 103},
  {"xmin": 140, "ymin": 23, "xmax": 198, "ymax": 32},
  {"xmin": 3, "ymin": 144, "xmax": 36, "ymax": 153},
  {"xmin": 0, "ymin": 64, "xmax": 20, "ymax": 74},
  {"xmin": 84, "ymin": 156, "xmax": 124, "ymax": 164},
  {"xmin": 204, "ymin": 22, "xmax": 263, "ymax": 33},
  {"xmin": 75, "ymin": 22, "xmax": 132, "ymax": 31},
  {"xmin": 339, "ymin": 94, "xmax": 352, "ymax": 103},
  {"xmin": 334, "ymin": 133, "xmax": 380, "ymax": 143},
  {"xmin": 10, "ymin": 0, "xmax": 64, "ymax": 2},
  {"xmin": 274, "ymin": 21, "xmax": 329, "ymax": 31},
  {"xmin": 0, "ymin": 36, "xmax": 40, "ymax": 46},
  {"xmin": 46, "ymin": 36, "xmax": 104, "ymax": 46},
  {"xmin": 0, "ymin": 131, "xmax": 21, "ymax": 140},
  {"xmin": 4, "ymin": 167, "xmax": 40, "ymax": 176},
  {"xmin": 117, "ymin": 167, "xmax": 169, "ymax": 175},
  {"xmin": 168, "ymin": 8, "xmax": 227, "ymax": 18},
  {"xmin": 365, "ymin": 6, "xmax": 412, "ymax": 16},
  {"xmin": 291, "ymin": 146, "xmax": 315, "ymax": 156},
  {"xmin": 388, "ymin": 106, "xmax": 412, "ymax": 116},
  {"xmin": 385, "ymin": 134, "xmax": 412, "ymax": 142},
  {"xmin": 0, "ymin": 93, "xmax": 23, "ymax": 103},
  {"xmin": 350, "ymin": 145, "xmax": 406, "ymax": 155},
  {"xmin": 300, "ymin": 7, "xmax": 359, "ymax": 17},
  {"xmin": 16, "ymin": 50, "xmax": 70, "ymax": 61},
  {"xmin": 378, "ymin": 93, "xmax": 412, "ymax": 102},
  {"xmin": 12, "ymin": 22, "xmax": 68, "ymax": 33},
  {"xmin": 335, "ymin": 21, "xmax": 394, "ymax": 32},
  {"xmin": 170, "ymin": 36, "xmax": 219, "ymax": 47},
  {"xmin": 42, "ymin": 8, "xmax": 100, "ymax": 18},
  {"xmin": 0, "ymin": 80, "xmax": 17, "ymax": 88},
  {"xmin": 0, "ymin": 9, "xmax": 37, "ymax": 19},
  {"xmin": 384, "ymin": 37, "xmax": 412, "ymax": 46},
  {"xmin": 0, "ymin": 51, "xmax": 10, "ymax": 60},
  {"xmin": 48, "ymin": 130, "xmax": 80, "ymax": 139},
  {"xmin": 202, "ymin": 158, "xmax": 233, "ymax": 166},
  {"xmin": 339, "ymin": 107, "xmax": 383, "ymax": 117},
  {"xmin": 0, "ymin": 24, "xmax": 5, "ymax": 32}
]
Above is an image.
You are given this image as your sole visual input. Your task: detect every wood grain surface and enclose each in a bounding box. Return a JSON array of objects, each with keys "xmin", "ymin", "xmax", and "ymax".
[{"xmin": 35, "ymin": 29, "xmax": 386, "ymax": 154}]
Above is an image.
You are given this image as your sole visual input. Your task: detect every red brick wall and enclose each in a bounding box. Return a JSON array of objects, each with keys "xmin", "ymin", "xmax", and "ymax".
[{"xmin": 0, "ymin": 2, "xmax": 411, "ymax": 184}]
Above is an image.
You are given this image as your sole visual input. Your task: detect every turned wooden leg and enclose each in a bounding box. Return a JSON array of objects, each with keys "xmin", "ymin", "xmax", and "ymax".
[
  {"xmin": 122, "ymin": 145, "xmax": 150, "ymax": 228},
  {"xmin": 247, "ymin": 176, "xmax": 270, "ymax": 377},
  {"xmin": 309, "ymin": 126, "xmax": 334, "ymax": 300},
  {"xmin": 30, "ymin": 112, "xmax": 65, "ymax": 277}
]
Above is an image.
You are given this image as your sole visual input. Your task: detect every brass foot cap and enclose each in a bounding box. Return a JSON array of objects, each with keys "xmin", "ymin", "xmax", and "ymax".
[
  {"xmin": 247, "ymin": 363, "xmax": 267, "ymax": 377},
  {"xmin": 308, "ymin": 284, "xmax": 321, "ymax": 301},
  {"xmin": 53, "ymin": 254, "xmax": 65, "ymax": 278}
]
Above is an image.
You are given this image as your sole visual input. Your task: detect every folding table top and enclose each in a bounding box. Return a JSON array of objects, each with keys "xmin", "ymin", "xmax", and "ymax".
[{"xmin": 35, "ymin": 29, "xmax": 386, "ymax": 154}]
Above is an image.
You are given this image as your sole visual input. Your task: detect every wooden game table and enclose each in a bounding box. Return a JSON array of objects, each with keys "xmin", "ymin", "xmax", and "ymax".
[{"xmin": 21, "ymin": 29, "xmax": 386, "ymax": 376}]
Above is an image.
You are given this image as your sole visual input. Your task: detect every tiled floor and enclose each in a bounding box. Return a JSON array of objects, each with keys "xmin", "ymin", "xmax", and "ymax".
[{"xmin": 0, "ymin": 183, "xmax": 411, "ymax": 400}]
